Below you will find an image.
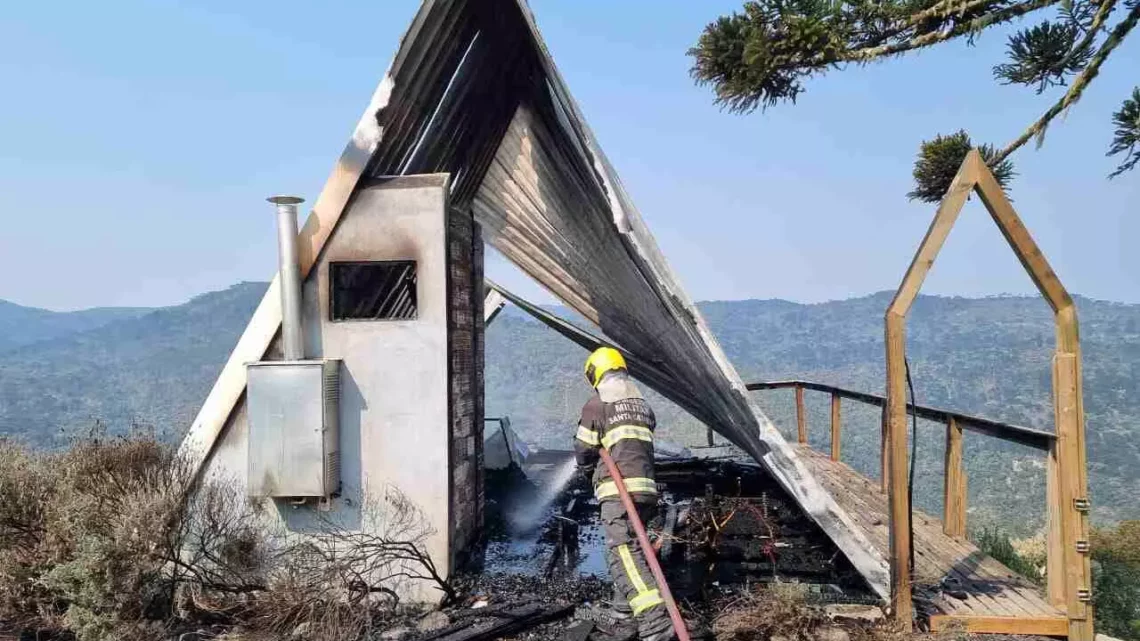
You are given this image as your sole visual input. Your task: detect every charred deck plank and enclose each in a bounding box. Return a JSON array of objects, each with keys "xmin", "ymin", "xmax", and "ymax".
[{"xmin": 794, "ymin": 446, "xmax": 1067, "ymax": 634}]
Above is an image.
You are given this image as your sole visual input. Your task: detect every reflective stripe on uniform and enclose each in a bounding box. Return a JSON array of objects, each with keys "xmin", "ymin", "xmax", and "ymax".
[
  {"xmin": 600, "ymin": 424, "xmax": 654, "ymax": 449},
  {"xmin": 576, "ymin": 424, "xmax": 599, "ymax": 446},
  {"xmin": 630, "ymin": 589, "xmax": 664, "ymax": 615},
  {"xmin": 595, "ymin": 477, "xmax": 657, "ymax": 500},
  {"xmin": 617, "ymin": 544, "xmax": 649, "ymax": 593},
  {"xmin": 617, "ymin": 545, "xmax": 664, "ymax": 615}
]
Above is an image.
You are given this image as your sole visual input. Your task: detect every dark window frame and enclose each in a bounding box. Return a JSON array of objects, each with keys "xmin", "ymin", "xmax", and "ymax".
[{"xmin": 328, "ymin": 260, "xmax": 418, "ymax": 322}]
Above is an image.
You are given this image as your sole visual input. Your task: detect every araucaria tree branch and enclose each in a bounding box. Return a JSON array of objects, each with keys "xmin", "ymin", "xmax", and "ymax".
[
  {"xmin": 992, "ymin": 1, "xmax": 1140, "ymax": 165},
  {"xmin": 690, "ymin": 0, "xmax": 1140, "ymax": 197}
]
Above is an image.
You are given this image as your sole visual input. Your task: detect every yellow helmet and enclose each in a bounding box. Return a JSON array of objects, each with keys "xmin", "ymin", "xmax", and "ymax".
[{"xmin": 584, "ymin": 347, "xmax": 627, "ymax": 388}]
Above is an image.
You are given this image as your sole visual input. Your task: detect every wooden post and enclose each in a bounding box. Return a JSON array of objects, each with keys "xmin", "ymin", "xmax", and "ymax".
[
  {"xmin": 1046, "ymin": 440, "xmax": 1066, "ymax": 608},
  {"xmin": 881, "ymin": 403, "xmax": 889, "ymax": 493},
  {"xmin": 795, "ymin": 385, "xmax": 807, "ymax": 445},
  {"xmin": 830, "ymin": 393, "xmax": 841, "ymax": 461},
  {"xmin": 1053, "ymin": 345, "xmax": 1094, "ymax": 641},
  {"xmin": 1047, "ymin": 341, "xmax": 1068, "ymax": 610},
  {"xmin": 943, "ymin": 417, "xmax": 966, "ymax": 538},
  {"xmin": 706, "ymin": 425, "xmax": 715, "ymax": 448},
  {"xmin": 885, "ymin": 313, "xmax": 913, "ymax": 628}
]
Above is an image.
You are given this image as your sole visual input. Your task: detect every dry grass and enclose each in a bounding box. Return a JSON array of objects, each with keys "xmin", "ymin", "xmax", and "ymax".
[
  {"xmin": 0, "ymin": 429, "xmax": 184, "ymax": 640},
  {"xmin": 712, "ymin": 585, "xmax": 967, "ymax": 641},
  {"xmin": 713, "ymin": 584, "xmax": 828, "ymax": 641}
]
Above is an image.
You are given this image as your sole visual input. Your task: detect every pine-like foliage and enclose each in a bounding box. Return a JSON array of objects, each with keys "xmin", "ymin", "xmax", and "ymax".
[
  {"xmin": 1108, "ymin": 87, "xmax": 1140, "ymax": 178},
  {"xmin": 993, "ymin": 20, "xmax": 1092, "ymax": 93},
  {"xmin": 908, "ymin": 131, "xmax": 1015, "ymax": 202},
  {"xmin": 690, "ymin": 0, "xmax": 1140, "ymax": 195}
]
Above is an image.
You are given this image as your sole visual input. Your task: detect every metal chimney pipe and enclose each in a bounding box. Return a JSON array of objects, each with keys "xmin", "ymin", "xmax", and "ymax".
[{"xmin": 268, "ymin": 196, "xmax": 305, "ymax": 361}]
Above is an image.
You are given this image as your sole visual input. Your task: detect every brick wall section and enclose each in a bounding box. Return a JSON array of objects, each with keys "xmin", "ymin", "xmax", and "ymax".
[
  {"xmin": 472, "ymin": 222, "xmax": 485, "ymax": 533},
  {"xmin": 447, "ymin": 210, "xmax": 484, "ymax": 564}
]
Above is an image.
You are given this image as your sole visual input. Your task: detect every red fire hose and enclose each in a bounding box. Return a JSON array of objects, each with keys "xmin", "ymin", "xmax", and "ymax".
[{"xmin": 598, "ymin": 448, "xmax": 690, "ymax": 641}]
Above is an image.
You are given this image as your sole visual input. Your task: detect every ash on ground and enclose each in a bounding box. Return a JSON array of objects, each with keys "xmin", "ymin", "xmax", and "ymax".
[{"xmin": 420, "ymin": 450, "xmax": 879, "ymax": 641}]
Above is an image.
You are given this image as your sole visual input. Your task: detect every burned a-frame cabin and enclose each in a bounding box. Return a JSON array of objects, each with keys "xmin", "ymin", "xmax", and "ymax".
[{"xmin": 178, "ymin": 1, "xmax": 1092, "ymax": 637}]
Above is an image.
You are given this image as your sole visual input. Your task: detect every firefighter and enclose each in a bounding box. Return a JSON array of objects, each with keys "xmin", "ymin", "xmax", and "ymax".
[{"xmin": 574, "ymin": 347, "xmax": 676, "ymax": 641}]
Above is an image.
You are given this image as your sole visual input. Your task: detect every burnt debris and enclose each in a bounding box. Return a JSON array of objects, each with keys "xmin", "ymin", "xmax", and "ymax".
[{"xmin": 431, "ymin": 452, "xmax": 877, "ymax": 641}]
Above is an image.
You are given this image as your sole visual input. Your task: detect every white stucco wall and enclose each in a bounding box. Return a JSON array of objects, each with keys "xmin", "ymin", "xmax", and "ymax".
[{"xmin": 201, "ymin": 175, "xmax": 453, "ymax": 602}]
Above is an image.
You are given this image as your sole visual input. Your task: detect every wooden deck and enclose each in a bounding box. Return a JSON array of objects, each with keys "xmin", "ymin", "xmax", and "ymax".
[{"xmin": 796, "ymin": 446, "xmax": 1069, "ymax": 635}]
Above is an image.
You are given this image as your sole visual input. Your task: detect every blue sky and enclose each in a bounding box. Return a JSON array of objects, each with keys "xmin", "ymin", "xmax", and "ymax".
[{"xmin": 1, "ymin": 0, "xmax": 1136, "ymax": 311}]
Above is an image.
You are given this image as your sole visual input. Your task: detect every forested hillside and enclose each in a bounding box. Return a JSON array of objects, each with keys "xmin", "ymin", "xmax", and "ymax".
[
  {"xmin": 1, "ymin": 284, "xmax": 1136, "ymax": 531},
  {"xmin": 488, "ymin": 293, "xmax": 1140, "ymax": 531},
  {"xmin": 0, "ymin": 283, "xmax": 264, "ymax": 444}
]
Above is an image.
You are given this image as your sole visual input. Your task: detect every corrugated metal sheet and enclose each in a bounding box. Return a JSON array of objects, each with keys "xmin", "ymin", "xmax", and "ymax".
[
  {"xmin": 181, "ymin": 0, "xmax": 890, "ymax": 599},
  {"xmin": 469, "ymin": 3, "xmax": 889, "ymax": 596},
  {"xmin": 485, "ymin": 279, "xmax": 719, "ymax": 430}
]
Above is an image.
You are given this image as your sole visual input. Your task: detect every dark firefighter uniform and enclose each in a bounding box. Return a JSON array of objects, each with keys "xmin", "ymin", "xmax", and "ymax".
[{"xmin": 574, "ymin": 347, "xmax": 674, "ymax": 641}]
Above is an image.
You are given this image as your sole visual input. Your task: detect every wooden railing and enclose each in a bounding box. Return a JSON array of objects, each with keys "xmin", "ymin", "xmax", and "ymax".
[
  {"xmin": 745, "ymin": 379, "xmax": 1056, "ymax": 539},
  {"xmin": 747, "ymin": 380, "xmax": 1055, "ymax": 450}
]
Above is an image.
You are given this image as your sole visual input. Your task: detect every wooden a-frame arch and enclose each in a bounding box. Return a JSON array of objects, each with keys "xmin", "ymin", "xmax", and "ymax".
[{"xmin": 884, "ymin": 149, "xmax": 1092, "ymax": 640}]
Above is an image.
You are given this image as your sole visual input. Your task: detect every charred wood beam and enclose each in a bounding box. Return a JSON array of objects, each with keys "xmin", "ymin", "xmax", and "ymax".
[{"xmin": 422, "ymin": 602, "xmax": 574, "ymax": 641}]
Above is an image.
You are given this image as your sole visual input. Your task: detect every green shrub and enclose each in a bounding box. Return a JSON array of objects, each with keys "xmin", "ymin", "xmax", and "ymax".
[
  {"xmin": 1091, "ymin": 521, "xmax": 1140, "ymax": 640},
  {"xmin": 974, "ymin": 527, "xmax": 1043, "ymax": 584},
  {"xmin": 971, "ymin": 523, "xmax": 1140, "ymax": 639}
]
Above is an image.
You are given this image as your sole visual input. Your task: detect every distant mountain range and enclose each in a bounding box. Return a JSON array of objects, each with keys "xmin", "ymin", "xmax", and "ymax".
[
  {"xmin": 1, "ymin": 283, "xmax": 1137, "ymax": 531},
  {"xmin": 0, "ymin": 283, "xmax": 263, "ymax": 444},
  {"xmin": 0, "ymin": 300, "xmax": 152, "ymax": 353}
]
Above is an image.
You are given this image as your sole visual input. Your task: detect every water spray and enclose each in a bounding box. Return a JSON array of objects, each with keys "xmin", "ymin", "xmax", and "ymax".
[{"xmin": 508, "ymin": 456, "xmax": 579, "ymax": 533}]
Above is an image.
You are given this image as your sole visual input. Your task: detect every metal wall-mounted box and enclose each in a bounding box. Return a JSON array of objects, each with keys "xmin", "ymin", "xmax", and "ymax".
[{"xmin": 246, "ymin": 359, "xmax": 341, "ymax": 499}]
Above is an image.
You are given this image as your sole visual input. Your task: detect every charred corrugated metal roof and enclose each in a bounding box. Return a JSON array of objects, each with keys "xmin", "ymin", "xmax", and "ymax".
[
  {"xmin": 180, "ymin": 0, "xmax": 890, "ymax": 600},
  {"xmin": 372, "ymin": 0, "xmax": 889, "ymax": 599}
]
